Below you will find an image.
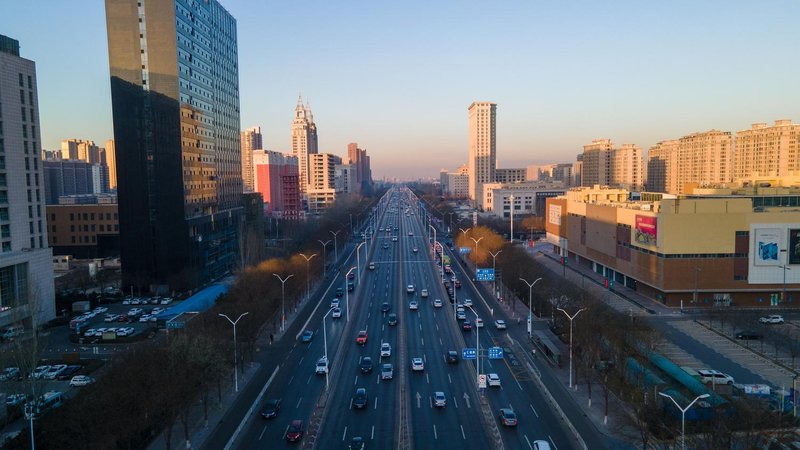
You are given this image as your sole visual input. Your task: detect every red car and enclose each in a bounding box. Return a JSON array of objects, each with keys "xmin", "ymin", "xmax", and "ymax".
[
  {"xmin": 285, "ymin": 419, "xmax": 304, "ymax": 442},
  {"xmin": 356, "ymin": 330, "xmax": 368, "ymax": 345},
  {"xmin": 348, "ymin": 272, "xmax": 355, "ymax": 280},
  {"xmin": 462, "ymin": 320, "xmax": 472, "ymax": 331},
  {"xmin": 454, "ymin": 280, "xmax": 462, "ymax": 288},
  {"xmin": 499, "ymin": 408, "xmax": 518, "ymax": 427}
]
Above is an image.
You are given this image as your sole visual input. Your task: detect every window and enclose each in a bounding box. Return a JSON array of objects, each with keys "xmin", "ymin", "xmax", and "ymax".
[
  {"xmin": 28, "ymin": 75, "xmax": 32, "ymax": 89},
  {"xmin": 52, "ymin": 236, "xmax": 57, "ymax": 244},
  {"xmin": 70, "ymin": 225, "xmax": 74, "ymax": 232},
  {"xmin": 20, "ymin": 90, "xmax": 25, "ymax": 104},
  {"xmin": 18, "ymin": 73, "xmax": 23, "ymax": 87},
  {"xmin": 71, "ymin": 236, "xmax": 76, "ymax": 244},
  {"xmin": 99, "ymin": 224, "xmax": 105, "ymax": 232},
  {"xmin": 69, "ymin": 213, "xmax": 74, "ymax": 221}
]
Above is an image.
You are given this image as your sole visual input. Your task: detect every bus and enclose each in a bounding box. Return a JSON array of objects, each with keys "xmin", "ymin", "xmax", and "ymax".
[{"xmin": 25, "ymin": 391, "xmax": 64, "ymax": 419}]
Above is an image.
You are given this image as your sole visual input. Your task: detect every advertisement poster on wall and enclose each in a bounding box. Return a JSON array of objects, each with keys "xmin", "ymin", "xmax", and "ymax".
[
  {"xmin": 633, "ymin": 215, "xmax": 657, "ymax": 248},
  {"xmin": 754, "ymin": 228, "xmax": 782, "ymax": 266},
  {"xmin": 548, "ymin": 204, "xmax": 561, "ymax": 226},
  {"xmin": 789, "ymin": 229, "xmax": 800, "ymax": 265}
]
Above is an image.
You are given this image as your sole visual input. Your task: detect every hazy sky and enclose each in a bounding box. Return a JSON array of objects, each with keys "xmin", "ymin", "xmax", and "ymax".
[{"xmin": 3, "ymin": 0, "xmax": 800, "ymax": 179}]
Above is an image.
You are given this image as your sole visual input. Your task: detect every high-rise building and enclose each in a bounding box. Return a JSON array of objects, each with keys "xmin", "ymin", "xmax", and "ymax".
[
  {"xmin": 291, "ymin": 96, "xmax": 318, "ymax": 193},
  {"xmin": 335, "ymin": 164, "xmax": 359, "ymax": 194},
  {"xmin": 43, "ymin": 159, "xmax": 110, "ymax": 204},
  {"xmin": 346, "ymin": 142, "xmax": 373, "ymax": 193},
  {"xmin": 0, "ymin": 34, "xmax": 56, "ymax": 327},
  {"xmin": 468, "ymin": 102, "xmax": 497, "ymax": 208},
  {"xmin": 734, "ymin": 120, "xmax": 800, "ymax": 180},
  {"xmin": 241, "ymin": 126, "xmax": 262, "ymax": 192},
  {"xmin": 252, "ymin": 150, "xmax": 300, "ymax": 219},
  {"xmin": 647, "ymin": 130, "xmax": 732, "ymax": 194},
  {"xmin": 580, "ymin": 139, "xmax": 643, "ymax": 190},
  {"xmin": 527, "ymin": 163, "xmax": 576, "ymax": 187},
  {"xmin": 647, "ymin": 140, "xmax": 679, "ymax": 193},
  {"xmin": 307, "ymin": 153, "xmax": 341, "ymax": 213},
  {"xmin": 106, "ymin": 0, "xmax": 242, "ymax": 290},
  {"xmin": 61, "ymin": 139, "xmax": 104, "ymax": 164},
  {"xmin": 495, "ymin": 168, "xmax": 526, "ymax": 184},
  {"xmin": 105, "ymin": 139, "xmax": 117, "ymax": 190}
]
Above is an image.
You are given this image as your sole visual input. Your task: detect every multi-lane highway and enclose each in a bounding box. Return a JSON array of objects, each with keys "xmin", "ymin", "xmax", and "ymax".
[{"xmin": 218, "ymin": 187, "xmax": 601, "ymax": 450}]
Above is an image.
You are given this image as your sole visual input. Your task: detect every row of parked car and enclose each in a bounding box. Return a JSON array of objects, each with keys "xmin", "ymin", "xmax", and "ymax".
[{"xmin": 122, "ymin": 296, "xmax": 174, "ymax": 306}]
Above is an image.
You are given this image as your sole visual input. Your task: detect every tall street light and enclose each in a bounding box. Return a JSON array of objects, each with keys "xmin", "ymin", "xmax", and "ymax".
[
  {"xmin": 489, "ymin": 250, "xmax": 503, "ymax": 300},
  {"xmin": 464, "ymin": 305, "xmax": 481, "ymax": 388},
  {"xmin": 272, "ymin": 273, "xmax": 294, "ymax": 331},
  {"xmin": 557, "ymin": 306, "xmax": 586, "ymax": 389},
  {"xmin": 459, "ymin": 227, "xmax": 471, "ymax": 237},
  {"xmin": 519, "ymin": 277, "xmax": 542, "ymax": 333},
  {"xmin": 322, "ymin": 307, "xmax": 336, "ymax": 390},
  {"xmin": 433, "ymin": 241, "xmax": 445, "ymax": 283},
  {"xmin": 299, "ymin": 253, "xmax": 317, "ymax": 300},
  {"xmin": 318, "ymin": 239, "xmax": 331, "ymax": 277},
  {"xmin": 218, "ymin": 312, "xmax": 249, "ymax": 392},
  {"xmin": 658, "ymin": 392, "xmax": 709, "ymax": 450},
  {"xmin": 470, "ymin": 236, "xmax": 483, "ymax": 264},
  {"xmin": 345, "ymin": 266, "xmax": 357, "ymax": 322},
  {"xmin": 509, "ymin": 194, "xmax": 515, "ymax": 243},
  {"xmin": 356, "ymin": 241, "xmax": 366, "ymax": 275},
  {"xmin": 779, "ymin": 265, "xmax": 792, "ymax": 304},
  {"xmin": 429, "ymin": 223, "xmax": 437, "ymax": 254},
  {"xmin": 330, "ymin": 230, "xmax": 340, "ymax": 262}
]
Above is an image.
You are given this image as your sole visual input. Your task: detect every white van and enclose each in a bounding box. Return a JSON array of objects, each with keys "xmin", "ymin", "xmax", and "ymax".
[{"xmin": 697, "ymin": 369, "xmax": 734, "ymax": 385}]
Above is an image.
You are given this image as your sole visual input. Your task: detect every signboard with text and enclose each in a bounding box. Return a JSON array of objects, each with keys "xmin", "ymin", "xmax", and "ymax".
[
  {"xmin": 462, "ymin": 348, "xmax": 477, "ymax": 359},
  {"xmin": 459, "ymin": 247, "xmax": 471, "ymax": 254},
  {"xmin": 476, "ymin": 268, "xmax": 495, "ymax": 281},
  {"xmin": 488, "ymin": 347, "xmax": 504, "ymax": 359}
]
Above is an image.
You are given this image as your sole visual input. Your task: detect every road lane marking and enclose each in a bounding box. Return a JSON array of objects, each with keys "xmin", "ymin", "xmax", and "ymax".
[
  {"xmin": 354, "ymin": 375, "xmax": 358, "ymax": 385},
  {"xmin": 549, "ymin": 435, "xmax": 558, "ymax": 450},
  {"xmin": 224, "ymin": 366, "xmax": 279, "ymax": 450},
  {"xmin": 453, "ymin": 396, "xmax": 458, "ymax": 408},
  {"xmin": 524, "ymin": 435, "xmax": 533, "ymax": 449},
  {"xmin": 426, "ymin": 373, "xmax": 430, "ymax": 384},
  {"xmin": 515, "ymin": 378, "xmax": 523, "ymax": 391},
  {"xmin": 460, "ymin": 425, "xmax": 466, "ymax": 439},
  {"xmin": 307, "ymin": 375, "xmax": 312, "ymax": 384},
  {"xmin": 435, "ymin": 323, "xmax": 439, "ymax": 331},
  {"xmin": 288, "ymin": 375, "xmax": 294, "ymax": 385},
  {"xmin": 342, "ymin": 426, "xmax": 348, "ymax": 441},
  {"xmin": 296, "ymin": 397, "xmax": 302, "ymax": 408},
  {"xmin": 371, "ymin": 425, "xmax": 375, "ymax": 440},
  {"xmin": 433, "ymin": 424, "xmax": 438, "ymax": 439},
  {"xmin": 530, "ymin": 404, "xmax": 539, "ymax": 418},
  {"xmin": 350, "ymin": 398, "xmax": 353, "ymax": 409},
  {"xmin": 448, "ymin": 374, "xmax": 452, "ymax": 384},
  {"xmin": 439, "ymin": 338, "xmax": 442, "ymax": 345},
  {"xmin": 299, "ymin": 357, "xmax": 304, "ymax": 365},
  {"xmin": 421, "ymin": 337, "xmax": 425, "ymax": 346},
  {"xmin": 258, "ymin": 424, "xmax": 268, "ymax": 440}
]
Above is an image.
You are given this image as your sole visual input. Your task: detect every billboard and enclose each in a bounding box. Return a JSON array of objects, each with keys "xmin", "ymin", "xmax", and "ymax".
[
  {"xmin": 790, "ymin": 229, "xmax": 800, "ymax": 265},
  {"xmin": 754, "ymin": 228, "xmax": 781, "ymax": 266},
  {"xmin": 633, "ymin": 215, "xmax": 657, "ymax": 247},
  {"xmin": 548, "ymin": 205, "xmax": 562, "ymax": 226}
]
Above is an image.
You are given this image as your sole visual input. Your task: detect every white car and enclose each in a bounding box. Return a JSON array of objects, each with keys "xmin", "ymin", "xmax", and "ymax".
[
  {"xmin": 332, "ymin": 307, "xmax": 342, "ymax": 318},
  {"xmin": 381, "ymin": 343, "xmax": 392, "ymax": 357},
  {"xmin": 94, "ymin": 307, "xmax": 108, "ymax": 314},
  {"xmin": 475, "ymin": 318, "xmax": 484, "ymax": 328},
  {"xmin": 411, "ymin": 358, "xmax": 424, "ymax": 371},
  {"xmin": 139, "ymin": 314, "xmax": 151, "ymax": 323},
  {"xmin": 494, "ymin": 320, "xmax": 507, "ymax": 330},
  {"xmin": 330, "ymin": 298, "xmax": 340, "ymax": 308},
  {"xmin": 409, "ymin": 300, "xmax": 418, "ymax": 310},
  {"xmin": 406, "ymin": 285, "xmax": 415, "ymax": 294},
  {"xmin": 421, "ymin": 289, "xmax": 429, "ymax": 298},
  {"xmin": 697, "ymin": 369, "xmax": 734, "ymax": 385},
  {"xmin": 532, "ymin": 441, "xmax": 552, "ymax": 450},
  {"xmin": 759, "ymin": 314, "xmax": 784, "ymax": 324},
  {"xmin": 433, "ymin": 299, "xmax": 443, "ymax": 308},
  {"xmin": 160, "ymin": 297, "xmax": 173, "ymax": 305},
  {"xmin": 487, "ymin": 373, "xmax": 501, "ymax": 387},
  {"xmin": 392, "ymin": 236, "xmax": 398, "ymax": 242},
  {"xmin": 30, "ymin": 365, "xmax": 51, "ymax": 379},
  {"xmin": 69, "ymin": 375, "xmax": 95, "ymax": 387},
  {"xmin": 433, "ymin": 391, "xmax": 447, "ymax": 407},
  {"xmin": 369, "ymin": 263, "xmax": 375, "ymax": 270},
  {"xmin": 463, "ymin": 298, "xmax": 473, "ymax": 307},
  {"xmin": 43, "ymin": 364, "xmax": 68, "ymax": 380},
  {"xmin": 104, "ymin": 314, "xmax": 119, "ymax": 323},
  {"xmin": 315, "ymin": 357, "xmax": 328, "ymax": 374}
]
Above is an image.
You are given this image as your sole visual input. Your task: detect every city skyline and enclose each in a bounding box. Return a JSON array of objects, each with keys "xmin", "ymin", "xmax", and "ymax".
[{"xmin": 3, "ymin": 1, "xmax": 800, "ymax": 178}]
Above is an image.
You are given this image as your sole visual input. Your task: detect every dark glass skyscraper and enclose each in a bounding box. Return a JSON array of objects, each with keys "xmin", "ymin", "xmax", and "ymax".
[{"xmin": 105, "ymin": 0, "xmax": 242, "ymax": 291}]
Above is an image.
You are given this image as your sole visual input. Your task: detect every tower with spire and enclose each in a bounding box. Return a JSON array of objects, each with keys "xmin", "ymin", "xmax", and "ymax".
[{"xmin": 291, "ymin": 94, "xmax": 318, "ymax": 193}]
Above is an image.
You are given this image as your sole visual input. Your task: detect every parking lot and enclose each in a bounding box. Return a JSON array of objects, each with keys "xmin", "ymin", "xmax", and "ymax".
[{"xmin": 68, "ymin": 296, "xmax": 176, "ymax": 345}]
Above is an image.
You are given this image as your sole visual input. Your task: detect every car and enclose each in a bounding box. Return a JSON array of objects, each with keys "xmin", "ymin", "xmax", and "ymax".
[
  {"xmin": 130, "ymin": 298, "xmax": 141, "ymax": 305},
  {"xmin": 332, "ymin": 307, "xmax": 342, "ymax": 318},
  {"xmin": 301, "ymin": 330, "xmax": 314, "ymax": 343},
  {"xmin": 735, "ymin": 330, "xmax": 761, "ymax": 340},
  {"xmin": 360, "ymin": 357, "xmax": 373, "ymax": 373},
  {"xmin": 462, "ymin": 320, "xmax": 472, "ymax": 331},
  {"xmin": 381, "ymin": 302, "xmax": 390, "ymax": 312},
  {"xmin": 0, "ymin": 367, "xmax": 21, "ymax": 381},
  {"xmin": 69, "ymin": 375, "xmax": 95, "ymax": 387},
  {"xmin": 412, "ymin": 247, "xmax": 418, "ymax": 253},
  {"xmin": 433, "ymin": 299, "xmax": 443, "ymax": 308},
  {"xmin": 392, "ymin": 236, "xmax": 398, "ymax": 242},
  {"xmin": 30, "ymin": 365, "xmax": 51, "ymax": 380},
  {"xmin": 94, "ymin": 306, "xmax": 108, "ymax": 314},
  {"xmin": 454, "ymin": 279, "xmax": 462, "ymax": 288},
  {"xmin": 406, "ymin": 284, "xmax": 415, "ymax": 294},
  {"xmin": 411, "ymin": 357, "xmax": 424, "ymax": 371},
  {"xmin": 408, "ymin": 231, "xmax": 413, "ymax": 236},
  {"xmin": 421, "ymin": 289, "xmax": 429, "ymax": 298},
  {"xmin": 261, "ymin": 399, "xmax": 281, "ymax": 418},
  {"xmin": 349, "ymin": 436, "xmax": 365, "ymax": 450},
  {"xmin": 119, "ymin": 326, "xmax": 135, "ymax": 336},
  {"xmin": 330, "ymin": 298, "xmax": 340, "ymax": 308},
  {"xmin": 433, "ymin": 391, "xmax": 447, "ymax": 408},
  {"xmin": 6, "ymin": 393, "xmax": 26, "ymax": 407},
  {"xmin": 499, "ymin": 408, "xmax": 518, "ymax": 427},
  {"xmin": 316, "ymin": 357, "xmax": 328, "ymax": 375},
  {"xmin": 456, "ymin": 311, "xmax": 466, "ymax": 321},
  {"xmin": 463, "ymin": 298, "xmax": 473, "ymax": 307},
  {"xmin": 104, "ymin": 314, "xmax": 120, "ymax": 323},
  {"xmin": 335, "ymin": 288, "xmax": 344, "ymax": 298},
  {"xmin": 56, "ymin": 365, "xmax": 82, "ymax": 380},
  {"xmin": 387, "ymin": 313, "xmax": 398, "ymax": 326},
  {"xmin": 383, "ymin": 243, "xmax": 390, "ymax": 249},
  {"xmin": 44, "ymin": 364, "xmax": 68, "ymax": 380},
  {"xmin": 760, "ymin": 314, "xmax": 785, "ymax": 324},
  {"xmin": 348, "ymin": 272, "xmax": 355, "ymax": 280},
  {"xmin": 409, "ymin": 300, "xmax": 419, "ymax": 310},
  {"xmin": 446, "ymin": 351, "xmax": 459, "ymax": 364},
  {"xmin": 487, "ymin": 373, "xmax": 501, "ymax": 387},
  {"xmin": 285, "ymin": 419, "xmax": 304, "ymax": 442},
  {"xmin": 122, "ymin": 298, "xmax": 131, "ymax": 305},
  {"xmin": 347, "ymin": 282, "xmax": 355, "ymax": 292},
  {"xmin": 381, "ymin": 342, "xmax": 392, "ymax": 357},
  {"xmin": 381, "ymin": 363, "xmax": 394, "ymax": 380},
  {"xmin": 495, "ymin": 319, "xmax": 507, "ymax": 330},
  {"xmin": 369, "ymin": 262, "xmax": 375, "ymax": 270},
  {"xmin": 697, "ymin": 369, "xmax": 735, "ymax": 385},
  {"xmin": 128, "ymin": 308, "xmax": 143, "ymax": 316},
  {"xmin": 475, "ymin": 318, "xmax": 484, "ymax": 328},
  {"xmin": 139, "ymin": 314, "xmax": 152, "ymax": 323},
  {"xmin": 533, "ymin": 440, "xmax": 552, "ymax": 450},
  {"xmin": 160, "ymin": 297, "xmax": 173, "ymax": 305},
  {"xmin": 356, "ymin": 330, "xmax": 368, "ymax": 345},
  {"xmin": 353, "ymin": 387, "xmax": 368, "ymax": 409},
  {"xmin": 117, "ymin": 314, "xmax": 129, "ymax": 323}
]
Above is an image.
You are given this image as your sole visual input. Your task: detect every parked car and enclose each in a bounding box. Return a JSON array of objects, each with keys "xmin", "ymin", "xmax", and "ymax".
[
  {"xmin": 43, "ymin": 365, "xmax": 67, "ymax": 380},
  {"xmin": 69, "ymin": 375, "xmax": 95, "ymax": 387},
  {"xmin": 30, "ymin": 365, "xmax": 51, "ymax": 380},
  {"xmin": 285, "ymin": 419, "xmax": 304, "ymax": 442},
  {"xmin": 0, "ymin": 367, "xmax": 21, "ymax": 381},
  {"xmin": 104, "ymin": 314, "xmax": 120, "ymax": 323},
  {"xmin": 56, "ymin": 365, "xmax": 82, "ymax": 380},
  {"xmin": 6, "ymin": 393, "xmax": 26, "ymax": 407},
  {"xmin": 760, "ymin": 314, "xmax": 785, "ymax": 324},
  {"xmin": 261, "ymin": 399, "xmax": 281, "ymax": 418},
  {"xmin": 735, "ymin": 330, "xmax": 761, "ymax": 340},
  {"xmin": 697, "ymin": 369, "xmax": 734, "ymax": 385}
]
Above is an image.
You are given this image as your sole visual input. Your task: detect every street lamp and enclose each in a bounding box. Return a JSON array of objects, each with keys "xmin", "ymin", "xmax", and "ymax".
[
  {"xmin": 299, "ymin": 253, "xmax": 317, "ymax": 300},
  {"xmin": 557, "ymin": 306, "xmax": 586, "ymax": 389},
  {"xmin": 318, "ymin": 239, "xmax": 331, "ymax": 277},
  {"xmin": 272, "ymin": 273, "xmax": 294, "ymax": 331},
  {"xmin": 322, "ymin": 307, "xmax": 336, "ymax": 390},
  {"xmin": 509, "ymin": 194, "xmax": 515, "ymax": 243},
  {"xmin": 693, "ymin": 267, "xmax": 701, "ymax": 305},
  {"xmin": 519, "ymin": 277, "xmax": 541, "ymax": 333},
  {"xmin": 489, "ymin": 250, "xmax": 502, "ymax": 300},
  {"xmin": 345, "ymin": 266, "xmax": 356, "ymax": 322},
  {"xmin": 779, "ymin": 265, "xmax": 792, "ymax": 304},
  {"xmin": 464, "ymin": 304, "xmax": 481, "ymax": 389},
  {"xmin": 218, "ymin": 312, "xmax": 249, "ymax": 392},
  {"xmin": 356, "ymin": 241, "xmax": 366, "ymax": 275},
  {"xmin": 330, "ymin": 230, "xmax": 340, "ymax": 262},
  {"xmin": 459, "ymin": 227, "xmax": 471, "ymax": 237},
  {"xmin": 433, "ymin": 241, "xmax": 445, "ymax": 283},
  {"xmin": 470, "ymin": 236, "xmax": 483, "ymax": 263},
  {"xmin": 658, "ymin": 392, "xmax": 709, "ymax": 450},
  {"xmin": 429, "ymin": 223, "xmax": 437, "ymax": 254}
]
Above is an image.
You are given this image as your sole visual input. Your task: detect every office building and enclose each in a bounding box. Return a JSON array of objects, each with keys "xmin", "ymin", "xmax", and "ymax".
[
  {"xmin": 580, "ymin": 139, "xmax": 643, "ymax": 190},
  {"xmin": 468, "ymin": 102, "xmax": 496, "ymax": 208},
  {"xmin": 43, "ymin": 159, "xmax": 109, "ymax": 204},
  {"xmin": 441, "ymin": 165, "xmax": 469, "ymax": 198},
  {"xmin": 241, "ymin": 126, "xmax": 262, "ymax": 192},
  {"xmin": 105, "ymin": 139, "xmax": 117, "ymax": 190},
  {"xmin": 291, "ymin": 96, "xmax": 318, "ymax": 192},
  {"xmin": 346, "ymin": 142, "xmax": 373, "ymax": 193},
  {"xmin": 495, "ymin": 168, "xmax": 526, "ymax": 184},
  {"xmin": 335, "ymin": 164, "xmax": 359, "ymax": 194},
  {"xmin": 482, "ymin": 181, "xmax": 566, "ymax": 218},
  {"xmin": 0, "ymin": 34, "xmax": 56, "ymax": 328},
  {"xmin": 106, "ymin": 0, "xmax": 243, "ymax": 290},
  {"xmin": 47, "ymin": 203, "xmax": 119, "ymax": 258},
  {"xmin": 527, "ymin": 163, "xmax": 576, "ymax": 187},
  {"xmin": 734, "ymin": 120, "xmax": 800, "ymax": 181},
  {"xmin": 307, "ymin": 153, "xmax": 340, "ymax": 213},
  {"xmin": 252, "ymin": 150, "xmax": 300, "ymax": 219}
]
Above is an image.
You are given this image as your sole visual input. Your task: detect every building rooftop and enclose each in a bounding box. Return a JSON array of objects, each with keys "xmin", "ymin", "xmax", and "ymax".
[{"xmin": 0, "ymin": 35, "xmax": 20, "ymax": 56}]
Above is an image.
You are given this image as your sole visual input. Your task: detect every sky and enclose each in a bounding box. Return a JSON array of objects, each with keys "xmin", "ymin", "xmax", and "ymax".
[{"xmin": 2, "ymin": 0, "xmax": 800, "ymax": 179}]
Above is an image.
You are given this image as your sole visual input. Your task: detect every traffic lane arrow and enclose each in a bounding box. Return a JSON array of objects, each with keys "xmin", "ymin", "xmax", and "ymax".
[
  {"xmin": 463, "ymin": 392, "xmax": 471, "ymax": 408},
  {"xmin": 416, "ymin": 391, "xmax": 421, "ymax": 408}
]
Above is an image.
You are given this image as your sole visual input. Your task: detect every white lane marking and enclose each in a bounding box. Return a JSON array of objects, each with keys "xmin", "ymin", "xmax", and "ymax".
[
  {"xmin": 288, "ymin": 375, "xmax": 294, "ymax": 385},
  {"xmin": 448, "ymin": 374, "xmax": 452, "ymax": 384},
  {"xmin": 368, "ymin": 311, "xmax": 371, "ymax": 319},
  {"xmin": 349, "ymin": 398, "xmax": 353, "ymax": 409},
  {"xmin": 296, "ymin": 397, "xmax": 302, "ymax": 408},
  {"xmin": 258, "ymin": 424, "xmax": 268, "ymax": 440},
  {"xmin": 342, "ymin": 426, "xmax": 348, "ymax": 441},
  {"xmin": 307, "ymin": 375, "xmax": 312, "ymax": 384},
  {"xmin": 530, "ymin": 404, "xmax": 539, "ymax": 418},
  {"xmin": 434, "ymin": 424, "xmax": 438, "ymax": 439},
  {"xmin": 549, "ymin": 436, "xmax": 558, "ymax": 450},
  {"xmin": 436, "ymin": 324, "xmax": 439, "ymax": 331},
  {"xmin": 374, "ymin": 396, "xmax": 379, "ymax": 409},
  {"xmin": 354, "ymin": 376, "xmax": 358, "ymax": 385},
  {"xmin": 419, "ymin": 323, "xmax": 422, "ymax": 331},
  {"xmin": 524, "ymin": 435, "xmax": 533, "ymax": 449},
  {"xmin": 516, "ymin": 378, "xmax": 523, "ymax": 391},
  {"xmin": 453, "ymin": 396, "xmax": 458, "ymax": 409},
  {"xmin": 421, "ymin": 337, "xmax": 425, "ymax": 346},
  {"xmin": 426, "ymin": 373, "xmax": 430, "ymax": 384},
  {"xmin": 460, "ymin": 425, "xmax": 466, "ymax": 439},
  {"xmin": 439, "ymin": 338, "xmax": 442, "ymax": 345},
  {"xmin": 382, "ymin": 324, "xmax": 385, "ymax": 331},
  {"xmin": 371, "ymin": 425, "xmax": 375, "ymax": 440},
  {"xmin": 423, "ymin": 354, "xmax": 427, "ymax": 363},
  {"xmin": 299, "ymin": 357, "xmax": 304, "ymax": 365}
]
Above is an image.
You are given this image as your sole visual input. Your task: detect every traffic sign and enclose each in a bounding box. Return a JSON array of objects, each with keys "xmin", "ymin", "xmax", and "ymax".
[
  {"xmin": 459, "ymin": 247, "xmax": 471, "ymax": 254},
  {"xmin": 462, "ymin": 348, "xmax": 477, "ymax": 360},
  {"xmin": 478, "ymin": 374, "xmax": 487, "ymax": 388},
  {"xmin": 488, "ymin": 347, "xmax": 504, "ymax": 359},
  {"xmin": 476, "ymin": 268, "xmax": 495, "ymax": 281}
]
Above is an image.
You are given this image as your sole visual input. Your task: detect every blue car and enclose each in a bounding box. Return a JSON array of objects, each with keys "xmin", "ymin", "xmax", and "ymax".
[{"xmin": 301, "ymin": 330, "xmax": 313, "ymax": 342}]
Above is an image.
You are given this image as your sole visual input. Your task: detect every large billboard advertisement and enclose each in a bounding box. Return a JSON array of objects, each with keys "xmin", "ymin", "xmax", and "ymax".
[
  {"xmin": 548, "ymin": 204, "xmax": 561, "ymax": 226},
  {"xmin": 633, "ymin": 215, "xmax": 657, "ymax": 247},
  {"xmin": 754, "ymin": 228, "xmax": 782, "ymax": 266},
  {"xmin": 789, "ymin": 229, "xmax": 800, "ymax": 264}
]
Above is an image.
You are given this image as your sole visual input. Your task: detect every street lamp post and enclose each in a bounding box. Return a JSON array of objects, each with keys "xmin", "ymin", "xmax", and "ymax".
[
  {"xmin": 519, "ymin": 277, "xmax": 542, "ymax": 333},
  {"xmin": 429, "ymin": 223, "xmax": 437, "ymax": 254},
  {"xmin": 459, "ymin": 227, "xmax": 471, "ymax": 237},
  {"xmin": 272, "ymin": 273, "xmax": 294, "ymax": 331},
  {"xmin": 330, "ymin": 230, "xmax": 340, "ymax": 262},
  {"xmin": 322, "ymin": 307, "xmax": 335, "ymax": 390},
  {"xmin": 693, "ymin": 267, "xmax": 701, "ymax": 305},
  {"xmin": 779, "ymin": 265, "xmax": 792, "ymax": 304},
  {"xmin": 356, "ymin": 241, "xmax": 366, "ymax": 275},
  {"xmin": 434, "ymin": 241, "xmax": 444, "ymax": 283},
  {"xmin": 509, "ymin": 194, "xmax": 515, "ymax": 243},
  {"xmin": 465, "ymin": 305, "xmax": 481, "ymax": 389},
  {"xmin": 299, "ymin": 253, "xmax": 317, "ymax": 300},
  {"xmin": 489, "ymin": 250, "xmax": 503, "ymax": 301},
  {"xmin": 557, "ymin": 306, "xmax": 586, "ymax": 389},
  {"xmin": 318, "ymin": 240, "xmax": 331, "ymax": 277},
  {"xmin": 345, "ymin": 266, "xmax": 356, "ymax": 322},
  {"xmin": 218, "ymin": 312, "xmax": 249, "ymax": 392},
  {"xmin": 446, "ymin": 212, "xmax": 454, "ymax": 233},
  {"xmin": 470, "ymin": 236, "xmax": 483, "ymax": 263},
  {"xmin": 658, "ymin": 392, "xmax": 709, "ymax": 450}
]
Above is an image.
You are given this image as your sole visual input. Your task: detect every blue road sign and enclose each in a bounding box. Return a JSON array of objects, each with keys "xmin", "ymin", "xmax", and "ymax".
[
  {"xmin": 476, "ymin": 268, "xmax": 495, "ymax": 281},
  {"xmin": 488, "ymin": 347, "xmax": 504, "ymax": 360},
  {"xmin": 459, "ymin": 247, "xmax": 471, "ymax": 254},
  {"xmin": 462, "ymin": 348, "xmax": 477, "ymax": 360}
]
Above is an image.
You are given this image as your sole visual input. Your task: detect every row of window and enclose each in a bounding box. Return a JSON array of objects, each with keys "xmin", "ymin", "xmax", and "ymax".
[
  {"xmin": 54, "ymin": 223, "xmax": 119, "ymax": 233},
  {"xmin": 62, "ymin": 212, "xmax": 118, "ymax": 221}
]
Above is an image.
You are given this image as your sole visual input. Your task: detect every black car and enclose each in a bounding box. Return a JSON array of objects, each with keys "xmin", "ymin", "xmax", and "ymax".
[
  {"xmin": 736, "ymin": 330, "xmax": 762, "ymax": 340},
  {"xmin": 261, "ymin": 399, "xmax": 281, "ymax": 419},
  {"xmin": 349, "ymin": 436, "xmax": 365, "ymax": 450},
  {"xmin": 381, "ymin": 302, "xmax": 390, "ymax": 312},
  {"xmin": 360, "ymin": 357, "xmax": 373, "ymax": 373},
  {"xmin": 335, "ymin": 288, "xmax": 344, "ymax": 298},
  {"xmin": 347, "ymin": 282, "xmax": 355, "ymax": 292},
  {"xmin": 388, "ymin": 313, "xmax": 397, "ymax": 326},
  {"xmin": 56, "ymin": 365, "xmax": 82, "ymax": 381},
  {"xmin": 446, "ymin": 351, "xmax": 459, "ymax": 364},
  {"xmin": 353, "ymin": 387, "xmax": 368, "ymax": 409}
]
